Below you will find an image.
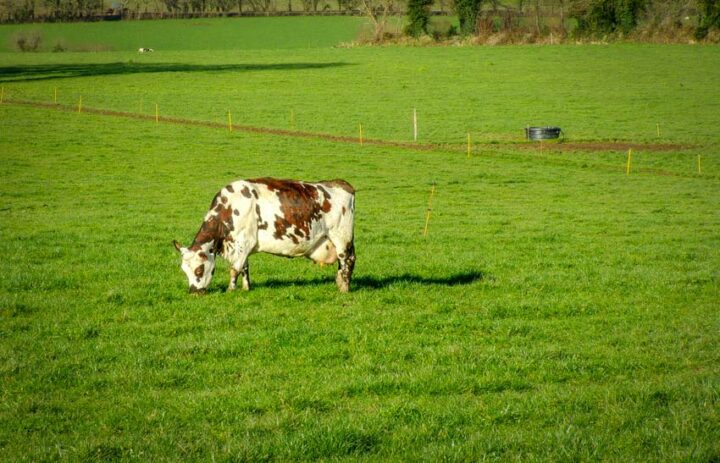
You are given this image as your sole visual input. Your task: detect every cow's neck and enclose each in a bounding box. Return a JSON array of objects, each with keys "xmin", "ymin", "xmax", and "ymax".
[
  {"xmin": 190, "ymin": 239, "xmax": 217, "ymax": 254},
  {"xmin": 190, "ymin": 215, "xmax": 227, "ymax": 254}
]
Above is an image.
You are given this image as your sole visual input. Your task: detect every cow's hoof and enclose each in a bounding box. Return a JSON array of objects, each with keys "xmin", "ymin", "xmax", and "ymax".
[{"xmin": 336, "ymin": 278, "xmax": 350, "ymax": 293}]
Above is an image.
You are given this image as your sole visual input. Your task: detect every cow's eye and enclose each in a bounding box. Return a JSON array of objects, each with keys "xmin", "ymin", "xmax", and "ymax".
[{"xmin": 194, "ymin": 264, "xmax": 205, "ymax": 278}]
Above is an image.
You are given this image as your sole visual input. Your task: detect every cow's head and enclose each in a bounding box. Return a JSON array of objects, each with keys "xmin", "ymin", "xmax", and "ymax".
[{"xmin": 173, "ymin": 240, "xmax": 216, "ymax": 294}]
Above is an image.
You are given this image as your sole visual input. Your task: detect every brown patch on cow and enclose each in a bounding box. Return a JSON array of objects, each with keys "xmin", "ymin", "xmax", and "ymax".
[
  {"xmin": 191, "ymin": 195, "xmax": 236, "ymax": 253},
  {"xmin": 321, "ymin": 199, "xmax": 332, "ymax": 213},
  {"xmin": 217, "ymin": 205, "xmax": 234, "ymax": 231},
  {"xmin": 272, "ymin": 214, "xmax": 292, "ymax": 240},
  {"xmin": 251, "ymin": 178, "xmax": 330, "ymax": 243},
  {"xmin": 194, "ymin": 264, "xmax": 205, "ymax": 278},
  {"xmin": 321, "ymin": 179, "xmax": 355, "ymax": 195},
  {"xmin": 342, "ymin": 206, "xmax": 346, "ymax": 215},
  {"xmin": 317, "ymin": 185, "xmax": 331, "ymax": 199},
  {"xmin": 221, "ymin": 195, "xmax": 228, "ymax": 204},
  {"xmin": 256, "ymin": 204, "xmax": 269, "ymax": 230},
  {"xmin": 226, "ymin": 184, "xmax": 235, "ymax": 193},
  {"xmin": 252, "ymin": 189, "xmax": 259, "ymax": 199},
  {"xmin": 209, "ymin": 192, "xmax": 222, "ymax": 209},
  {"xmin": 241, "ymin": 186, "xmax": 252, "ymax": 198},
  {"xmin": 233, "ymin": 209, "xmax": 239, "ymax": 216},
  {"xmin": 339, "ymin": 253, "xmax": 345, "ymax": 258},
  {"xmin": 198, "ymin": 252, "xmax": 208, "ymax": 261}
]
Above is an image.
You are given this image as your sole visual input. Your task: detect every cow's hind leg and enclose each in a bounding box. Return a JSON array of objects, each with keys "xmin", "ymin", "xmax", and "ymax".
[{"xmin": 334, "ymin": 240, "xmax": 355, "ymax": 293}]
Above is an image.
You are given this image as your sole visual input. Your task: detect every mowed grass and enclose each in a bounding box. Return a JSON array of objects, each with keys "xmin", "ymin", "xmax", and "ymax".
[
  {"xmin": 0, "ymin": 16, "xmax": 366, "ymax": 52},
  {"xmin": 1, "ymin": 23, "xmax": 720, "ymax": 461}
]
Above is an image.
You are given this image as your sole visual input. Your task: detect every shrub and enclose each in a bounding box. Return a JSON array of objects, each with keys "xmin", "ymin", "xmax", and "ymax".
[
  {"xmin": 696, "ymin": 0, "xmax": 720, "ymax": 39},
  {"xmin": 52, "ymin": 41, "xmax": 68, "ymax": 53},
  {"xmin": 453, "ymin": 0, "xmax": 484, "ymax": 35},
  {"xmin": 405, "ymin": 0, "xmax": 434, "ymax": 37},
  {"xmin": 572, "ymin": 0, "xmax": 648, "ymax": 36},
  {"xmin": 11, "ymin": 30, "xmax": 43, "ymax": 52}
]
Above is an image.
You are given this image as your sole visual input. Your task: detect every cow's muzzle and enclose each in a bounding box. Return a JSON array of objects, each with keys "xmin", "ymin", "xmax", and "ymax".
[{"xmin": 189, "ymin": 285, "xmax": 207, "ymax": 295}]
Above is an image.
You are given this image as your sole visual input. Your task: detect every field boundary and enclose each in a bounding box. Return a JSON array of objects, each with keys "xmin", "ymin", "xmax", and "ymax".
[
  {"xmin": 4, "ymin": 98, "xmax": 445, "ymax": 151},
  {"xmin": 3, "ymin": 98, "xmax": 711, "ymax": 180}
]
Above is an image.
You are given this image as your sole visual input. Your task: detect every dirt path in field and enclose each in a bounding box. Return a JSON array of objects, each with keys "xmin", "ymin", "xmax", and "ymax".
[
  {"xmin": 5, "ymin": 99, "xmax": 706, "ymax": 179},
  {"xmin": 5, "ymin": 98, "xmax": 444, "ymax": 152},
  {"xmin": 511, "ymin": 140, "xmax": 686, "ymax": 152}
]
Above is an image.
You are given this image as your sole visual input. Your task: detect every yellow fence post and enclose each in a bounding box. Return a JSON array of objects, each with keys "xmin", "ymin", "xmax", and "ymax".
[
  {"xmin": 467, "ymin": 133, "xmax": 471, "ymax": 158},
  {"xmin": 626, "ymin": 148, "xmax": 633, "ymax": 175},
  {"xmin": 698, "ymin": 155, "xmax": 702, "ymax": 175},
  {"xmin": 359, "ymin": 123, "xmax": 363, "ymax": 146},
  {"xmin": 54, "ymin": 87, "xmax": 57, "ymax": 104},
  {"xmin": 228, "ymin": 111, "xmax": 233, "ymax": 132},
  {"xmin": 78, "ymin": 96, "xmax": 82, "ymax": 113},
  {"xmin": 413, "ymin": 108, "xmax": 418, "ymax": 142}
]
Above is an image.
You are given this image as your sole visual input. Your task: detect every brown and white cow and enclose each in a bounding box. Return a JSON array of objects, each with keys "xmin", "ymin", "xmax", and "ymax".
[{"xmin": 173, "ymin": 178, "xmax": 355, "ymax": 294}]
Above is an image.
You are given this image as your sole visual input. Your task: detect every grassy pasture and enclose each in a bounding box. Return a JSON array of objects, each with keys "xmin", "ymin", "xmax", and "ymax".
[
  {"xmin": 1, "ymin": 18, "xmax": 720, "ymax": 461},
  {"xmin": 0, "ymin": 16, "xmax": 366, "ymax": 52}
]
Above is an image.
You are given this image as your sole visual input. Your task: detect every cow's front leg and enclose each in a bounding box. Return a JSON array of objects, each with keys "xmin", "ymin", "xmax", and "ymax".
[
  {"xmin": 229, "ymin": 259, "xmax": 250, "ymax": 292},
  {"xmin": 229, "ymin": 261, "xmax": 250, "ymax": 291},
  {"xmin": 239, "ymin": 260, "xmax": 250, "ymax": 291},
  {"xmin": 336, "ymin": 241, "xmax": 355, "ymax": 293}
]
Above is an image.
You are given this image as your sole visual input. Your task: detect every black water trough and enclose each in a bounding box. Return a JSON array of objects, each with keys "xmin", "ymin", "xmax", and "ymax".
[{"xmin": 525, "ymin": 126, "xmax": 562, "ymax": 141}]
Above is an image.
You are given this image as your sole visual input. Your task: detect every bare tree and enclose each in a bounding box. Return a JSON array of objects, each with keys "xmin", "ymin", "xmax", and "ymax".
[
  {"xmin": 246, "ymin": 0, "xmax": 273, "ymax": 12},
  {"xmin": 338, "ymin": 0, "xmax": 359, "ymax": 12},
  {"xmin": 212, "ymin": 0, "xmax": 235, "ymax": 13},
  {"xmin": 359, "ymin": 0, "xmax": 399, "ymax": 41},
  {"xmin": 300, "ymin": 0, "xmax": 323, "ymax": 11}
]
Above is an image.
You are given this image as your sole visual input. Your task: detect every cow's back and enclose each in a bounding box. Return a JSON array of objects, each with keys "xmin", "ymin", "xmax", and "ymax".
[{"xmin": 229, "ymin": 178, "xmax": 353, "ymax": 258}]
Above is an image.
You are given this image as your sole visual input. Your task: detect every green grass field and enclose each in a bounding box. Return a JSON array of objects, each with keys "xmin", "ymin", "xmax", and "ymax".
[
  {"xmin": 1, "ymin": 18, "xmax": 719, "ymax": 461},
  {"xmin": 0, "ymin": 16, "xmax": 366, "ymax": 52}
]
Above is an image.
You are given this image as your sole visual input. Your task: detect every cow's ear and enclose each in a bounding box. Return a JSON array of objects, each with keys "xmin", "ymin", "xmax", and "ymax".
[{"xmin": 172, "ymin": 240, "xmax": 184, "ymax": 253}]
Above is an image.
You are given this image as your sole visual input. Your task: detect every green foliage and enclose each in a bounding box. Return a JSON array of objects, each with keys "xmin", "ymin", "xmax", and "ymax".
[
  {"xmin": 2, "ymin": 0, "xmax": 37, "ymax": 22},
  {"xmin": 696, "ymin": 0, "xmax": 720, "ymax": 39},
  {"xmin": 39, "ymin": 0, "xmax": 104, "ymax": 20},
  {"xmin": 405, "ymin": 0, "xmax": 433, "ymax": 37},
  {"xmin": 453, "ymin": 0, "xmax": 484, "ymax": 35},
  {"xmin": 572, "ymin": 0, "xmax": 648, "ymax": 35},
  {"xmin": 1, "ymin": 32, "xmax": 720, "ymax": 460}
]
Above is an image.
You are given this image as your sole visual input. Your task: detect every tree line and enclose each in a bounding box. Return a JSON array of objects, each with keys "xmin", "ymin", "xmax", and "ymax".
[{"xmin": 1, "ymin": 0, "xmax": 718, "ymax": 41}]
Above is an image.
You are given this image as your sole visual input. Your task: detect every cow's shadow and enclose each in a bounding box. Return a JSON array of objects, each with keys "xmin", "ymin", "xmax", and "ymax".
[
  {"xmin": 254, "ymin": 270, "xmax": 486, "ymax": 291},
  {"xmin": 0, "ymin": 61, "xmax": 353, "ymax": 83}
]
